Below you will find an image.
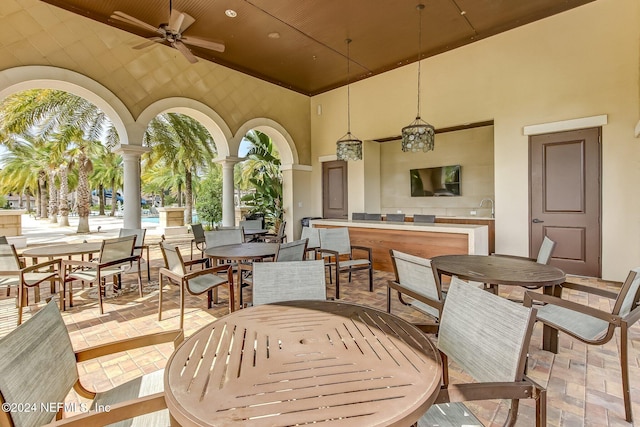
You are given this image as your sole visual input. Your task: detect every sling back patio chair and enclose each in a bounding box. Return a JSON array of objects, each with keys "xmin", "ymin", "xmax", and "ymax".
[
  {"xmin": 63, "ymin": 235, "xmax": 140, "ymax": 315},
  {"xmin": 0, "ymin": 300, "xmax": 183, "ymax": 427},
  {"xmin": 364, "ymin": 213, "xmax": 382, "ymax": 221},
  {"xmin": 251, "ymin": 260, "xmax": 326, "ymax": 306},
  {"xmin": 190, "ymin": 223, "xmax": 206, "ymax": 260},
  {"xmin": 524, "ymin": 267, "xmax": 640, "ymax": 423},
  {"xmin": 300, "ymin": 226, "xmax": 320, "ymax": 260},
  {"xmin": 238, "ymin": 238, "xmax": 309, "ymax": 306},
  {"xmin": 490, "ymin": 236, "xmax": 557, "ymax": 295},
  {"xmin": 413, "ymin": 214, "xmax": 436, "ymax": 223},
  {"xmin": 259, "ymin": 221, "xmax": 287, "ymax": 243},
  {"xmin": 317, "ymin": 227, "xmax": 373, "ymax": 299},
  {"xmin": 419, "ymin": 277, "xmax": 546, "ymax": 427},
  {"xmin": 388, "ymin": 249, "xmax": 444, "ymax": 334},
  {"xmin": 385, "ymin": 213, "xmax": 406, "ymax": 222},
  {"xmin": 159, "ymin": 242, "xmax": 234, "ymax": 329},
  {"xmin": 0, "ymin": 243, "xmax": 61, "ymax": 325},
  {"xmin": 493, "ymin": 236, "xmax": 556, "ymax": 265},
  {"xmin": 118, "ymin": 228, "xmax": 150, "ymax": 282}
]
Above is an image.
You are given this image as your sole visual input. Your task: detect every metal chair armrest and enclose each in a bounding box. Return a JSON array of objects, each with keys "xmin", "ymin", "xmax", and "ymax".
[{"xmin": 44, "ymin": 392, "xmax": 166, "ymax": 426}]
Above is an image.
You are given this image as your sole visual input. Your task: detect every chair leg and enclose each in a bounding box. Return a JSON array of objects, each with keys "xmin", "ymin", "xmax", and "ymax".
[
  {"xmin": 335, "ymin": 269, "xmax": 340, "ymax": 300},
  {"xmin": 98, "ymin": 281, "xmax": 104, "ymax": 315},
  {"xmin": 158, "ymin": 273, "xmax": 164, "ymax": 321},
  {"xmin": 621, "ymin": 323, "xmax": 633, "ymax": 422},
  {"xmin": 368, "ymin": 268, "xmax": 373, "ymax": 292},
  {"xmin": 179, "ymin": 282, "xmax": 185, "ymax": 330},
  {"xmin": 17, "ymin": 284, "xmax": 24, "ymax": 326},
  {"xmin": 386, "ymin": 286, "xmax": 392, "ymax": 313},
  {"xmin": 208, "ymin": 289, "xmax": 213, "ymax": 309},
  {"xmin": 536, "ymin": 388, "xmax": 547, "ymax": 427}
]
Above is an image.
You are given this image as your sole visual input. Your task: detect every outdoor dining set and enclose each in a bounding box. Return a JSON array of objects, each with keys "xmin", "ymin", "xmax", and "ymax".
[{"xmin": 1, "ymin": 224, "xmax": 639, "ymax": 426}]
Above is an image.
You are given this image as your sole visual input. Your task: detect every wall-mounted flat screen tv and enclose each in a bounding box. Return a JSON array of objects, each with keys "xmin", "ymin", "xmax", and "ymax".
[{"xmin": 410, "ymin": 165, "xmax": 461, "ymax": 197}]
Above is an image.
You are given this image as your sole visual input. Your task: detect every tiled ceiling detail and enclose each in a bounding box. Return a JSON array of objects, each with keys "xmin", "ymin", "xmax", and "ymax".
[
  {"xmin": 38, "ymin": 0, "xmax": 596, "ymax": 96},
  {"xmin": 0, "ymin": 0, "xmax": 311, "ymax": 161}
]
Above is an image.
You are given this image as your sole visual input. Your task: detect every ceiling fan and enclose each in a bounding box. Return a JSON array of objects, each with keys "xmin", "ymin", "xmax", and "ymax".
[{"xmin": 110, "ymin": 2, "xmax": 225, "ymax": 64}]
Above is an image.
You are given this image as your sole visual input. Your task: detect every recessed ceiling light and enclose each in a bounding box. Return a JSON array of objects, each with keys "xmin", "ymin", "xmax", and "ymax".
[
  {"xmin": 268, "ymin": 32, "xmax": 280, "ymax": 39},
  {"xmin": 225, "ymin": 9, "xmax": 237, "ymax": 18}
]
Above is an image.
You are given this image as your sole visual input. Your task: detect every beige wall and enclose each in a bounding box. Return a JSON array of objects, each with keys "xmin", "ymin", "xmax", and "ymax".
[
  {"xmin": 379, "ymin": 126, "xmax": 494, "ymax": 217},
  {"xmin": 311, "ymin": 0, "xmax": 640, "ymax": 281}
]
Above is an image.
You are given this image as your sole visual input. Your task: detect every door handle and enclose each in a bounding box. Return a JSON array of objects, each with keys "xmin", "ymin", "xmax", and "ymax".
[{"xmin": 532, "ymin": 218, "xmax": 544, "ymax": 223}]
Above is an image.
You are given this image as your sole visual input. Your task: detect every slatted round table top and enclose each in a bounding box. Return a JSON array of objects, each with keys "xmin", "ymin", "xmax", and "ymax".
[
  {"xmin": 203, "ymin": 242, "xmax": 279, "ymax": 261},
  {"xmin": 21, "ymin": 242, "xmax": 102, "ymax": 258},
  {"xmin": 165, "ymin": 300, "xmax": 442, "ymax": 427},
  {"xmin": 431, "ymin": 254, "xmax": 566, "ymax": 288}
]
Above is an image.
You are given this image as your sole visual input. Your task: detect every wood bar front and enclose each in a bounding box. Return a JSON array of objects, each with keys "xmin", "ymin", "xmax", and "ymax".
[{"xmin": 310, "ymin": 219, "xmax": 488, "ymax": 272}]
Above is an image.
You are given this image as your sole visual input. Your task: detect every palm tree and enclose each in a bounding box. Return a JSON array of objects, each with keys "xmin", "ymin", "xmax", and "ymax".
[
  {"xmin": 143, "ymin": 113, "xmax": 216, "ymax": 224},
  {"xmin": 91, "ymin": 146, "xmax": 123, "ymax": 217},
  {"xmin": 0, "ymin": 89, "xmax": 117, "ymax": 232},
  {"xmin": 0, "ymin": 132, "xmax": 51, "ymax": 218}
]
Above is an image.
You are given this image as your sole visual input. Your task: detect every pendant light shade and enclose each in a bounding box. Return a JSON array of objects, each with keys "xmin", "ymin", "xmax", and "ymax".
[
  {"xmin": 336, "ymin": 38, "xmax": 362, "ymax": 161},
  {"xmin": 401, "ymin": 4, "xmax": 435, "ymax": 153}
]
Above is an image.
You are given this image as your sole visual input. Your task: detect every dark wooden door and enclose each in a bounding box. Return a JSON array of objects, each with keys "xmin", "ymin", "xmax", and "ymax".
[
  {"xmin": 530, "ymin": 128, "xmax": 601, "ymax": 277},
  {"xmin": 322, "ymin": 160, "xmax": 348, "ymax": 219}
]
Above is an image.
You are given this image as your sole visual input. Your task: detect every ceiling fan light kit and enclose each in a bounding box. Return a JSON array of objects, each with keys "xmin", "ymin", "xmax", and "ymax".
[{"xmin": 110, "ymin": 2, "xmax": 224, "ymax": 64}]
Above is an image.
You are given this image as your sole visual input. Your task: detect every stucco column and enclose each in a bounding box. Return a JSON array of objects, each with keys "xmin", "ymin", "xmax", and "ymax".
[
  {"xmin": 115, "ymin": 144, "xmax": 149, "ymax": 229},
  {"xmin": 216, "ymin": 157, "xmax": 242, "ymax": 227}
]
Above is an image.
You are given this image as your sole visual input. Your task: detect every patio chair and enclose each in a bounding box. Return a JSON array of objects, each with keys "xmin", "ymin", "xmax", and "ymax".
[
  {"xmin": 385, "ymin": 213, "xmax": 405, "ymax": 222},
  {"xmin": 364, "ymin": 213, "xmax": 382, "ymax": 221},
  {"xmin": 0, "ymin": 243, "xmax": 61, "ymax": 325},
  {"xmin": 524, "ymin": 268, "xmax": 640, "ymax": 422},
  {"xmin": 490, "ymin": 236, "xmax": 557, "ymax": 295},
  {"xmin": 238, "ymin": 239, "xmax": 309, "ymax": 306},
  {"xmin": 388, "ymin": 249, "xmax": 444, "ymax": 333},
  {"xmin": 204, "ymin": 228, "xmax": 244, "ymax": 249},
  {"xmin": 240, "ymin": 219, "xmax": 265, "ymax": 242},
  {"xmin": 493, "ymin": 236, "xmax": 556, "ymax": 265},
  {"xmin": 0, "ymin": 300, "xmax": 183, "ymax": 427},
  {"xmin": 352, "ymin": 212, "xmax": 366, "ymax": 220},
  {"xmin": 419, "ymin": 277, "xmax": 546, "ymax": 426},
  {"xmin": 252, "ymin": 260, "xmax": 326, "ymax": 306},
  {"xmin": 190, "ymin": 223, "xmax": 206, "ymax": 260},
  {"xmin": 260, "ymin": 221, "xmax": 287, "ymax": 243},
  {"xmin": 413, "ymin": 214, "xmax": 436, "ymax": 223},
  {"xmin": 317, "ymin": 227, "xmax": 373, "ymax": 299},
  {"xmin": 63, "ymin": 235, "xmax": 140, "ymax": 315},
  {"xmin": 159, "ymin": 242, "xmax": 235, "ymax": 329},
  {"xmin": 300, "ymin": 226, "xmax": 320, "ymax": 260},
  {"xmin": 118, "ymin": 228, "xmax": 150, "ymax": 282}
]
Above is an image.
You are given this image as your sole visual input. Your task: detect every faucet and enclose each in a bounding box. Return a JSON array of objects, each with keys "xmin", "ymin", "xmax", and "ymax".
[{"xmin": 479, "ymin": 198, "xmax": 495, "ymax": 218}]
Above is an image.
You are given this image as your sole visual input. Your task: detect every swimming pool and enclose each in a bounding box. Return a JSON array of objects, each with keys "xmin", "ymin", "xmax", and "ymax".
[{"xmin": 142, "ymin": 215, "xmax": 199, "ymax": 224}]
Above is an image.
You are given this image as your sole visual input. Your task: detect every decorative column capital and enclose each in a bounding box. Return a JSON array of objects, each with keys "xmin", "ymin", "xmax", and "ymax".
[
  {"xmin": 214, "ymin": 156, "xmax": 244, "ymax": 167},
  {"xmin": 114, "ymin": 144, "xmax": 150, "ymax": 158}
]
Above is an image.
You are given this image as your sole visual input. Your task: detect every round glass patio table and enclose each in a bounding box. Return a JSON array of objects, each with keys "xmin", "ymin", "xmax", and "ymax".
[{"xmin": 164, "ymin": 300, "xmax": 442, "ymax": 427}]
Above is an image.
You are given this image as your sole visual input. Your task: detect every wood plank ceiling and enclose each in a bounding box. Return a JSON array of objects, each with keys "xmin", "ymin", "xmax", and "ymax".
[{"xmin": 40, "ymin": 0, "xmax": 596, "ymax": 96}]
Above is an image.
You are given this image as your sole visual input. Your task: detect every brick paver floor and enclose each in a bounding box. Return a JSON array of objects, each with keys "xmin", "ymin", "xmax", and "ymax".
[{"xmin": 1, "ymin": 221, "xmax": 638, "ymax": 426}]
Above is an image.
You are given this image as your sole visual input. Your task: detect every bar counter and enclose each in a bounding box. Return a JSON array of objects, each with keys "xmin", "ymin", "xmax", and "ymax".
[{"xmin": 310, "ymin": 218, "xmax": 488, "ymax": 272}]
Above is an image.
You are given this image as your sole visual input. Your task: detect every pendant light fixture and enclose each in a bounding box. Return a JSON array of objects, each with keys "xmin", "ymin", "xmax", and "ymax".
[
  {"xmin": 336, "ymin": 38, "xmax": 362, "ymax": 161},
  {"xmin": 401, "ymin": 4, "xmax": 435, "ymax": 153}
]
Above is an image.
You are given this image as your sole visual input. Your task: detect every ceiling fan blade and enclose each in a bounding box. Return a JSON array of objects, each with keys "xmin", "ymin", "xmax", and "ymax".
[
  {"xmin": 173, "ymin": 41, "xmax": 198, "ymax": 63},
  {"xmin": 169, "ymin": 9, "xmax": 185, "ymax": 34},
  {"xmin": 111, "ymin": 11, "xmax": 160, "ymax": 34},
  {"xmin": 179, "ymin": 12, "xmax": 196, "ymax": 33},
  {"xmin": 133, "ymin": 38, "xmax": 163, "ymax": 50},
  {"xmin": 181, "ymin": 36, "xmax": 225, "ymax": 53}
]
